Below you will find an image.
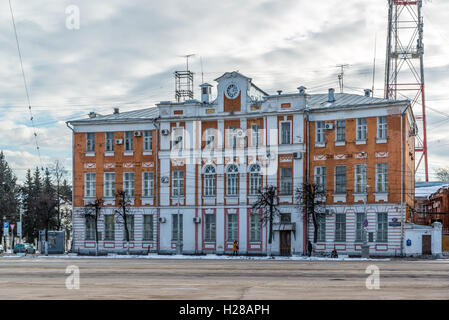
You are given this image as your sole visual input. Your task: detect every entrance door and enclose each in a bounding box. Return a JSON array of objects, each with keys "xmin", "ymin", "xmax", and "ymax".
[
  {"xmin": 422, "ymin": 235, "xmax": 431, "ymax": 255},
  {"xmin": 280, "ymin": 231, "xmax": 291, "ymax": 256}
]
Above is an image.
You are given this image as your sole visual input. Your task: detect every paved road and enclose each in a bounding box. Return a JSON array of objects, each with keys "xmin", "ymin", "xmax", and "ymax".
[{"xmin": 0, "ymin": 256, "xmax": 448, "ymax": 299}]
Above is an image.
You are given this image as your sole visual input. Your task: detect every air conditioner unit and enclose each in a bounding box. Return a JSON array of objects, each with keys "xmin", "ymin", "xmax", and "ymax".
[
  {"xmin": 161, "ymin": 129, "xmax": 170, "ymax": 136},
  {"xmin": 134, "ymin": 131, "xmax": 142, "ymax": 137},
  {"xmin": 193, "ymin": 217, "xmax": 201, "ymax": 224},
  {"xmin": 161, "ymin": 176, "xmax": 169, "ymax": 183},
  {"xmin": 158, "ymin": 217, "xmax": 166, "ymax": 223},
  {"xmin": 293, "ymin": 152, "xmax": 302, "ymax": 159},
  {"xmin": 325, "ymin": 123, "xmax": 333, "ymax": 130},
  {"xmin": 115, "ymin": 139, "xmax": 123, "ymax": 145}
]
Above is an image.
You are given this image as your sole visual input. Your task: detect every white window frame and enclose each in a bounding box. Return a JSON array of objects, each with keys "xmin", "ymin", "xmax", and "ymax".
[
  {"xmin": 280, "ymin": 121, "xmax": 291, "ymax": 145},
  {"xmin": 356, "ymin": 118, "xmax": 367, "ymax": 141},
  {"xmin": 143, "ymin": 130, "xmax": 153, "ymax": 151},
  {"xmin": 227, "ymin": 126, "xmax": 237, "ymax": 148},
  {"xmin": 251, "ymin": 124, "xmax": 260, "ymax": 148},
  {"xmin": 104, "ymin": 215, "xmax": 115, "ymax": 241},
  {"xmin": 226, "ymin": 164, "xmax": 239, "ymax": 196},
  {"xmin": 85, "ymin": 216, "xmax": 96, "ymax": 241},
  {"xmin": 249, "ymin": 164, "xmax": 261, "ymax": 195},
  {"xmin": 355, "ymin": 164, "xmax": 367, "ymax": 193},
  {"xmin": 377, "ymin": 116, "xmax": 387, "ymax": 140},
  {"xmin": 123, "ymin": 172, "xmax": 135, "ymax": 198},
  {"xmin": 205, "ymin": 128, "xmax": 215, "ymax": 149},
  {"xmin": 376, "ymin": 163, "xmax": 388, "ymax": 193},
  {"xmin": 84, "ymin": 172, "xmax": 96, "ymax": 197},
  {"xmin": 104, "ymin": 172, "xmax": 115, "ymax": 198},
  {"xmin": 335, "ymin": 165, "xmax": 346, "ymax": 194},
  {"xmin": 280, "ymin": 167, "xmax": 292, "ymax": 195},
  {"xmin": 335, "ymin": 213, "xmax": 346, "ymax": 242},
  {"xmin": 143, "ymin": 214, "xmax": 154, "ymax": 241},
  {"xmin": 105, "ymin": 132, "xmax": 114, "ymax": 152},
  {"xmin": 314, "ymin": 166, "xmax": 326, "ymax": 192},
  {"xmin": 204, "ymin": 214, "xmax": 216, "ymax": 242},
  {"xmin": 335, "ymin": 120, "xmax": 345, "ymax": 142},
  {"xmin": 249, "ymin": 213, "xmax": 261, "ymax": 242},
  {"xmin": 172, "ymin": 170, "xmax": 184, "ymax": 197},
  {"xmin": 172, "ymin": 214, "xmax": 183, "ymax": 241},
  {"xmin": 203, "ymin": 165, "xmax": 216, "ymax": 197},
  {"xmin": 317, "ymin": 213, "xmax": 326, "ymax": 242},
  {"xmin": 142, "ymin": 171, "xmax": 154, "ymax": 197},
  {"xmin": 377, "ymin": 212, "xmax": 388, "ymax": 243},
  {"xmin": 316, "ymin": 121, "xmax": 325, "ymax": 144},
  {"xmin": 172, "ymin": 127, "xmax": 184, "ymax": 150},
  {"xmin": 227, "ymin": 213, "xmax": 239, "ymax": 241},
  {"xmin": 86, "ymin": 133, "xmax": 95, "ymax": 152},
  {"xmin": 355, "ymin": 212, "xmax": 366, "ymax": 242},
  {"xmin": 124, "ymin": 131, "xmax": 134, "ymax": 151}
]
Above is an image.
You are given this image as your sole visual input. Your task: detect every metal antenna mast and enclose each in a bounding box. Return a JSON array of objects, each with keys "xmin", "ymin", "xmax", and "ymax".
[
  {"xmin": 336, "ymin": 64, "xmax": 349, "ymax": 93},
  {"xmin": 384, "ymin": 0, "xmax": 428, "ymax": 181},
  {"xmin": 175, "ymin": 54, "xmax": 195, "ymax": 102}
]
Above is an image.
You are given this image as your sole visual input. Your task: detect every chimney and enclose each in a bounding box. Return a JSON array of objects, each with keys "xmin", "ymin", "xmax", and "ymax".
[
  {"xmin": 328, "ymin": 88, "xmax": 335, "ymax": 102},
  {"xmin": 364, "ymin": 89, "xmax": 371, "ymax": 97},
  {"xmin": 200, "ymin": 83, "xmax": 212, "ymax": 104},
  {"xmin": 113, "ymin": 107, "xmax": 120, "ymax": 114},
  {"xmin": 298, "ymin": 86, "xmax": 306, "ymax": 95},
  {"xmin": 88, "ymin": 111, "xmax": 96, "ymax": 118},
  {"xmin": 277, "ymin": 90, "xmax": 283, "ymax": 95}
]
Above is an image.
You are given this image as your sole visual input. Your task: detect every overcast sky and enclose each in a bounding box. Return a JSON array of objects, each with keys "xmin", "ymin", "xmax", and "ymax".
[{"xmin": 0, "ymin": 0, "xmax": 448, "ymax": 182}]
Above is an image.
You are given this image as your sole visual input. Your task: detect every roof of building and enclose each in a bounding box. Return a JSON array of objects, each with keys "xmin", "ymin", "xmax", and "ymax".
[
  {"xmin": 68, "ymin": 107, "xmax": 159, "ymax": 124},
  {"xmin": 306, "ymin": 93, "xmax": 407, "ymax": 109},
  {"xmin": 415, "ymin": 182, "xmax": 449, "ymax": 199}
]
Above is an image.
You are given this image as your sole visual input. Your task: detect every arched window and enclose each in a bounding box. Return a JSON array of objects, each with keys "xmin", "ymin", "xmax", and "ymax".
[
  {"xmin": 204, "ymin": 165, "xmax": 216, "ymax": 196},
  {"xmin": 226, "ymin": 164, "xmax": 239, "ymax": 196},
  {"xmin": 249, "ymin": 164, "xmax": 261, "ymax": 195}
]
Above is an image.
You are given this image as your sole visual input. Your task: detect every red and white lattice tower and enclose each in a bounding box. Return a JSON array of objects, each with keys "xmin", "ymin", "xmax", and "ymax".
[{"xmin": 384, "ymin": 0, "xmax": 428, "ymax": 181}]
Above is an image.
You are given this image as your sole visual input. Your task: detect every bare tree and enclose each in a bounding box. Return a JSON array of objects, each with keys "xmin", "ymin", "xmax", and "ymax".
[
  {"xmin": 114, "ymin": 189, "xmax": 133, "ymax": 255},
  {"xmin": 435, "ymin": 167, "xmax": 449, "ymax": 182},
  {"xmin": 81, "ymin": 198, "xmax": 103, "ymax": 256},
  {"xmin": 50, "ymin": 161, "xmax": 69, "ymax": 231},
  {"xmin": 295, "ymin": 182, "xmax": 327, "ymax": 256},
  {"xmin": 252, "ymin": 185, "xmax": 280, "ymax": 257}
]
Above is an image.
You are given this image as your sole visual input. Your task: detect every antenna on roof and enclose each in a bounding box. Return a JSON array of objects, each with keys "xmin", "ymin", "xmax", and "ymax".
[
  {"xmin": 200, "ymin": 56, "xmax": 204, "ymax": 84},
  {"xmin": 336, "ymin": 64, "xmax": 349, "ymax": 94},
  {"xmin": 371, "ymin": 34, "xmax": 377, "ymax": 98},
  {"xmin": 175, "ymin": 54, "xmax": 195, "ymax": 102}
]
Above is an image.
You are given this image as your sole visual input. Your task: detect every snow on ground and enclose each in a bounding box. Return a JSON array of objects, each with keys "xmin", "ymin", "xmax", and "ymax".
[{"xmin": 0, "ymin": 253, "xmax": 390, "ymax": 261}]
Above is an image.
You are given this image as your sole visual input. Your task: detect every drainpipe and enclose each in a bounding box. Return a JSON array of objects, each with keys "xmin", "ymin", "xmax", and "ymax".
[
  {"xmin": 304, "ymin": 108, "xmax": 310, "ymax": 254},
  {"xmin": 152, "ymin": 117, "xmax": 160, "ymax": 254},
  {"xmin": 66, "ymin": 122, "xmax": 75, "ymax": 253},
  {"xmin": 400, "ymin": 103, "xmax": 411, "ymax": 257}
]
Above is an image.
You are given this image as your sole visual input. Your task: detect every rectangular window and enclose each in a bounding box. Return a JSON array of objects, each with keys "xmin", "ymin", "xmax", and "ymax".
[
  {"xmin": 251, "ymin": 124, "xmax": 260, "ymax": 147},
  {"xmin": 249, "ymin": 213, "xmax": 261, "ymax": 242},
  {"xmin": 377, "ymin": 213, "xmax": 388, "ymax": 242},
  {"xmin": 356, "ymin": 118, "xmax": 367, "ymax": 141},
  {"xmin": 280, "ymin": 122, "xmax": 291, "ymax": 145},
  {"xmin": 227, "ymin": 213, "xmax": 239, "ymax": 241},
  {"xmin": 335, "ymin": 213, "xmax": 346, "ymax": 242},
  {"xmin": 104, "ymin": 215, "xmax": 115, "ymax": 241},
  {"xmin": 172, "ymin": 170, "xmax": 184, "ymax": 197},
  {"xmin": 377, "ymin": 116, "xmax": 387, "ymax": 139},
  {"xmin": 172, "ymin": 214, "xmax": 183, "ymax": 241},
  {"xmin": 335, "ymin": 166, "xmax": 346, "ymax": 193},
  {"xmin": 314, "ymin": 166, "xmax": 326, "ymax": 192},
  {"xmin": 85, "ymin": 216, "xmax": 95, "ymax": 241},
  {"xmin": 143, "ymin": 130, "xmax": 153, "ymax": 151},
  {"xmin": 204, "ymin": 214, "xmax": 216, "ymax": 242},
  {"xmin": 355, "ymin": 164, "xmax": 367, "ymax": 193},
  {"xmin": 249, "ymin": 168, "xmax": 261, "ymax": 195},
  {"xmin": 205, "ymin": 128, "xmax": 215, "ymax": 148},
  {"xmin": 104, "ymin": 172, "xmax": 115, "ymax": 198},
  {"xmin": 123, "ymin": 172, "xmax": 135, "ymax": 197},
  {"xmin": 142, "ymin": 172, "xmax": 154, "ymax": 197},
  {"xmin": 336, "ymin": 120, "xmax": 345, "ymax": 142},
  {"xmin": 376, "ymin": 163, "xmax": 388, "ymax": 193},
  {"xmin": 355, "ymin": 212, "xmax": 366, "ymax": 242},
  {"xmin": 105, "ymin": 132, "xmax": 114, "ymax": 152},
  {"xmin": 124, "ymin": 131, "xmax": 134, "ymax": 151},
  {"xmin": 143, "ymin": 215, "xmax": 153, "ymax": 241},
  {"xmin": 280, "ymin": 167, "xmax": 292, "ymax": 195},
  {"xmin": 123, "ymin": 215, "xmax": 134, "ymax": 241},
  {"xmin": 86, "ymin": 133, "xmax": 95, "ymax": 152},
  {"xmin": 317, "ymin": 213, "xmax": 326, "ymax": 242},
  {"xmin": 228, "ymin": 126, "xmax": 237, "ymax": 148},
  {"xmin": 84, "ymin": 173, "xmax": 96, "ymax": 197},
  {"xmin": 316, "ymin": 121, "xmax": 325, "ymax": 144}
]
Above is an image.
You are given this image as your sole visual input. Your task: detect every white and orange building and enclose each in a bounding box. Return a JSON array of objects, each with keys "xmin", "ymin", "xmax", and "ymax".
[{"xmin": 68, "ymin": 71, "xmax": 415, "ymax": 256}]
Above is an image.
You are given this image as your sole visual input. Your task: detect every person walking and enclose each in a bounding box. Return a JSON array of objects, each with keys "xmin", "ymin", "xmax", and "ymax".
[{"xmin": 232, "ymin": 240, "xmax": 239, "ymax": 256}]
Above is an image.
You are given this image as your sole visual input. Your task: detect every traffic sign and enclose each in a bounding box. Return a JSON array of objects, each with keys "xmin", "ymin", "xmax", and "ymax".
[
  {"xmin": 3, "ymin": 222, "xmax": 8, "ymax": 229},
  {"xmin": 10, "ymin": 224, "xmax": 15, "ymax": 231},
  {"xmin": 17, "ymin": 222, "xmax": 22, "ymax": 237},
  {"xmin": 363, "ymin": 219, "xmax": 368, "ymax": 228}
]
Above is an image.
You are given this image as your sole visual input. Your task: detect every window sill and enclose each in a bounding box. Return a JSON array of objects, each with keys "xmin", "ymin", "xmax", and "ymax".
[
  {"xmin": 104, "ymin": 151, "xmax": 114, "ymax": 157},
  {"xmin": 376, "ymin": 138, "xmax": 387, "ymax": 144},
  {"xmin": 335, "ymin": 141, "xmax": 345, "ymax": 146},
  {"xmin": 314, "ymin": 143, "xmax": 325, "ymax": 148},
  {"xmin": 124, "ymin": 151, "xmax": 134, "ymax": 156},
  {"xmin": 355, "ymin": 140, "xmax": 366, "ymax": 145},
  {"xmin": 85, "ymin": 151, "xmax": 95, "ymax": 157},
  {"xmin": 143, "ymin": 151, "xmax": 153, "ymax": 156}
]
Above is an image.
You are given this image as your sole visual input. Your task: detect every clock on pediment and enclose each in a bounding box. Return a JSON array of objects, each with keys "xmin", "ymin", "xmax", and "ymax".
[{"xmin": 225, "ymin": 83, "xmax": 240, "ymax": 99}]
